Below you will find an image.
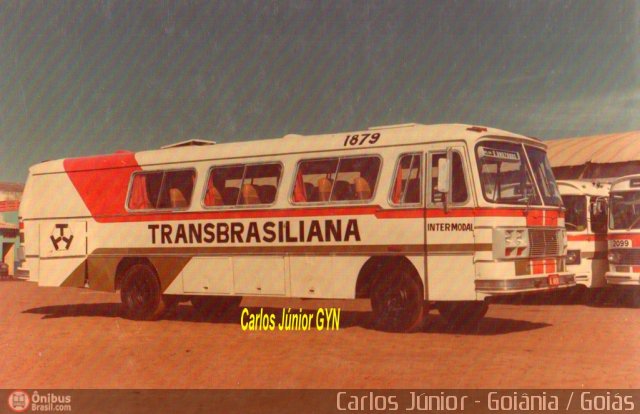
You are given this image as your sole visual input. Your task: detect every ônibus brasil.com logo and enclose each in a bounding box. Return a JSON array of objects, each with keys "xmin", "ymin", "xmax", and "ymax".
[
  {"xmin": 7, "ymin": 390, "xmax": 72, "ymax": 412},
  {"xmin": 7, "ymin": 390, "xmax": 29, "ymax": 412}
]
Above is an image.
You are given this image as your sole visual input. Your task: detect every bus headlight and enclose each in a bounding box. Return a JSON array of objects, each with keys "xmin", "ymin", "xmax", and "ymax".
[
  {"xmin": 566, "ymin": 250, "xmax": 581, "ymax": 265},
  {"xmin": 505, "ymin": 229, "xmax": 526, "ymax": 247},
  {"xmin": 607, "ymin": 251, "xmax": 622, "ymax": 264},
  {"xmin": 493, "ymin": 228, "xmax": 529, "ymax": 258}
]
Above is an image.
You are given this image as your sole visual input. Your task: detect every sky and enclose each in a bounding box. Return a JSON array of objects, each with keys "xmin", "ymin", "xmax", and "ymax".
[{"xmin": 0, "ymin": 0, "xmax": 638, "ymax": 183}]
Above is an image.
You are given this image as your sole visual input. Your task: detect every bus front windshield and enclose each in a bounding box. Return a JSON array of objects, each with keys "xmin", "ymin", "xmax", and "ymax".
[
  {"xmin": 562, "ymin": 195, "xmax": 587, "ymax": 231},
  {"xmin": 476, "ymin": 141, "xmax": 562, "ymax": 207},
  {"xmin": 610, "ymin": 191, "xmax": 640, "ymax": 230}
]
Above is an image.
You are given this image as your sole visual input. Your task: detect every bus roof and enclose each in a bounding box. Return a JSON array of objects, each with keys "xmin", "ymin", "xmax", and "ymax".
[
  {"xmin": 610, "ymin": 174, "xmax": 640, "ymax": 192},
  {"xmin": 30, "ymin": 123, "xmax": 543, "ymax": 175},
  {"xmin": 557, "ymin": 180, "xmax": 611, "ymax": 197}
]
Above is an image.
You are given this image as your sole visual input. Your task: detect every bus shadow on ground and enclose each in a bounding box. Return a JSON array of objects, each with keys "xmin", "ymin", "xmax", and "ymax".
[
  {"xmin": 491, "ymin": 289, "xmax": 639, "ymax": 309},
  {"xmin": 23, "ymin": 303, "xmax": 550, "ymax": 336}
]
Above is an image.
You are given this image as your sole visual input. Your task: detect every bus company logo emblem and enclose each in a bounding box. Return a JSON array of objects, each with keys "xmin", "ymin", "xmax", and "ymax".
[
  {"xmin": 7, "ymin": 390, "xmax": 30, "ymax": 412},
  {"xmin": 50, "ymin": 224, "xmax": 74, "ymax": 251}
]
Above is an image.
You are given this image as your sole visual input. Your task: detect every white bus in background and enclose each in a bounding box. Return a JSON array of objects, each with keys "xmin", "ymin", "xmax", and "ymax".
[
  {"xmin": 20, "ymin": 123, "xmax": 574, "ymax": 332},
  {"xmin": 557, "ymin": 180, "xmax": 610, "ymax": 300},
  {"xmin": 606, "ymin": 175, "xmax": 640, "ymax": 306}
]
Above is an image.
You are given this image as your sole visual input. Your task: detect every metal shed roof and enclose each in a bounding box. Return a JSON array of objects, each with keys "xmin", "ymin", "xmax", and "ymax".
[{"xmin": 546, "ymin": 130, "xmax": 640, "ymax": 167}]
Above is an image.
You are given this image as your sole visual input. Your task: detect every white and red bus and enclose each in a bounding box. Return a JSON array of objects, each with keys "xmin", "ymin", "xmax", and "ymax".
[
  {"xmin": 20, "ymin": 123, "xmax": 574, "ymax": 331},
  {"xmin": 558, "ymin": 180, "xmax": 610, "ymax": 295},
  {"xmin": 606, "ymin": 175, "xmax": 640, "ymax": 305}
]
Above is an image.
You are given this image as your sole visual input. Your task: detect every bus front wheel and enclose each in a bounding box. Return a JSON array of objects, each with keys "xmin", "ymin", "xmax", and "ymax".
[
  {"xmin": 370, "ymin": 270, "xmax": 425, "ymax": 333},
  {"xmin": 120, "ymin": 263, "xmax": 174, "ymax": 320},
  {"xmin": 437, "ymin": 301, "xmax": 488, "ymax": 329}
]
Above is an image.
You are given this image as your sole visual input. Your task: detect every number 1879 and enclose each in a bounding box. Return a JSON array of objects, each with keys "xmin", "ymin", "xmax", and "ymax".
[{"xmin": 343, "ymin": 133, "xmax": 381, "ymax": 146}]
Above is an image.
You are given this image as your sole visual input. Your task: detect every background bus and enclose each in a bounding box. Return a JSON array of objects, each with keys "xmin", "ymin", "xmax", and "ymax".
[
  {"xmin": 606, "ymin": 174, "xmax": 640, "ymax": 306},
  {"xmin": 558, "ymin": 180, "xmax": 609, "ymax": 301}
]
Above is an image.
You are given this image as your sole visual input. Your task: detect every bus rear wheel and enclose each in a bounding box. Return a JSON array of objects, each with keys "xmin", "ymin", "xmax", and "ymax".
[
  {"xmin": 191, "ymin": 296, "xmax": 242, "ymax": 320},
  {"xmin": 437, "ymin": 301, "xmax": 488, "ymax": 329},
  {"xmin": 370, "ymin": 270, "xmax": 425, "ymax": 333},
  {"xmin": 120, "ymin": 263, "xmax": 173, "ymax": 320}
]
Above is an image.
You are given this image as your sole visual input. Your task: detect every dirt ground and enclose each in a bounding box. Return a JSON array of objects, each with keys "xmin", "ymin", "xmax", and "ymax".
[{"xmin": 0, "ymin": 280, "xmax": 639, "ymax": 389}]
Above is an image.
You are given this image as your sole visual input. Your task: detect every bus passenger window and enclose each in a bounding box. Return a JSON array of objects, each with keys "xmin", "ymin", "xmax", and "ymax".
[
  {"xmin": 292, "ymin": 159, "xmax": 339, "ymax": 203},
  {"xmin": 391, "ymin": 154, "xmax": 421, "ymax": 205},
  {"xmin": 240, "ymin": 163, "xmax": 282, "ymax": 205},
  {"xmin": 206, "ymin": 165, "xmax": 244, "ymax": 206},
  {"xmin": 128, "ymin": 170, "xmax": 195, "ymax": 210},
  {"xmin": 292, "ymin": 156, "xmax": 381, "ymax": 203},
  {"xmin": 331, "ymin": 157, "xmax": 380, "ymax": 202},
  {"xmin": 205, "ymin": 163, "xmax": 282, "ymax": 207},
  {"xmin": 128, "ymin": 171, "xmax": 163, "ymax": 210},
  {"xmin": 157, "ymin": 170, "xmax": 196, "ymax": 209}
]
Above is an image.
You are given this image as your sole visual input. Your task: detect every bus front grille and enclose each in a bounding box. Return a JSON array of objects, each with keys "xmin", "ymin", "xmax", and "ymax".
[
  {"xmin": 528, "ymin": 229, "xmax": 562, "ymax": 257},
  {"xmin": 612, "ymin": 249, "xmax": 640, "ymax": 265}
]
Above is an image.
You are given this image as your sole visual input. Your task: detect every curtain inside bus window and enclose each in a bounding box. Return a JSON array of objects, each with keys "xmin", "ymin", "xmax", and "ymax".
[
  {"xmin": 293, "ymin": 169, "xmax": 307, "ymax": 202},
  {"xmin": 128, "ymin": 174, "xmax": 152, "ymax": 210},
  {"xmin": 392, "ymin": 159, "xmax": 405, "ymax": 204},
  {"xmin": 204, "ymin": 176, "xmax": 223, "ymax": 206}
]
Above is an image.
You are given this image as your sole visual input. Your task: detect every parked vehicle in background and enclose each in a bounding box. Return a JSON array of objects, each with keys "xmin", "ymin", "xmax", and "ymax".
[
  {"xmin": 558, "ymin": 180, "xmax": 610, "ymax": 301},
  {"xmin": 606, "ymin": 175, "xmax": 640, "ymax": 306},
  {"xmin": 20, "ymin": 123, "xmax": 574, "ymax": 332}
]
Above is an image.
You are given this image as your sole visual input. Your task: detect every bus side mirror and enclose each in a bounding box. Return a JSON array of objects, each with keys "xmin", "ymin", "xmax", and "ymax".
[
  {"xmin": 437, "ymin": 158, "xmax": 450, "ymax": 194},
  {"xmin": 591, "ymin": 197, "xmax": 607, "ymax": 216}
]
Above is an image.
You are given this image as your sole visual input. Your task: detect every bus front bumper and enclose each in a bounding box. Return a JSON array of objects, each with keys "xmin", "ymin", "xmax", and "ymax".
[
  {"xmin": 475, "ymin": 272, "xmax": 575, "ymax": 295},
  {"xmin": 606, "ymin": 271, "xmax": 640, "ymax": 286}
]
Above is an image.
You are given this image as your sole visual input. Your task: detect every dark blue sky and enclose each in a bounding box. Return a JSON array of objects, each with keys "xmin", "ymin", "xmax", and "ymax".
[{"xmin": 1, "ymin": 0, "xmax": 638, "ymax": 183}]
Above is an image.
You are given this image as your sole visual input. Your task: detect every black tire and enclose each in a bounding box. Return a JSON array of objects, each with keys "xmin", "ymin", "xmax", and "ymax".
[
  {"xmin": 120, "ymin": 263, "xmax": 171, "ymax": 320},
  {"xmin": 191, "ymin": 296, "xmax": 242, "ymax": 320},
  {"xmin": 438, "ymin": 301, "xmax": 488, "ymax": 329},
  {"xmin": 370, "ymin": 268, "xmax": 425, "ymax": 333}
]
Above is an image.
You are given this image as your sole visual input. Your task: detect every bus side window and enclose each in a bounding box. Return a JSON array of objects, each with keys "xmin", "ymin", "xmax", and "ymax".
[
  {"xmin": 391, "ymin": 153, "xmax": 421, "ymax": 205},
  {"xmin": 128, "ymin": 169, "xmax": 195, "ymax": 210},
  {"xmin": 429, "ymin": 152, "xmax": 468, "ymax": 205},
  {"xmin": 206, "ymin": 165, "xmax": 244, "ymax": 206},
  {"xmin": 240, "ymin": 163, "xmax": 282, "ymax": 205},
  {"xmin": 430, "ymin": 153, "xmax": 447, "ymax": 204},
  {"xmin": 157, "ymin": 170, "xmax": 196, "ymax": 209},
  {"xmin": 205, "ymin": 163, "xmax": 282, "ymax": 207},
  {"xmin": 331, "ymin": 157, "xmax": 380, "ymax": 202},
  {"xmin": 129, "ymin": 171, "xmax": 163, "ymax": 210},
  {"xmin": 451, "ymin": 152, "xmax": 468, "ymax": 203},
  {"xmin": 292, "ymin": 158, "xmax": 339, "ymax": 203},
  {"xmin": 292, "ymin": 156, "xmax": 381, "ymax": 203}
]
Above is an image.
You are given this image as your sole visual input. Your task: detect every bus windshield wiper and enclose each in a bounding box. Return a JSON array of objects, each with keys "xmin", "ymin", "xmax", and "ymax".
[{"xmin": 627, "ymin": 215, "xmax": 640, "ymax": 231}]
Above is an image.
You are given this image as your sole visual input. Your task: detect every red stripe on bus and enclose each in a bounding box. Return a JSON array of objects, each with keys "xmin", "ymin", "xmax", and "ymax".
[
  {"xmin": 545, "ymin": 259, "xmax": 556, "ymax": 273},
  {"xmin": 87, "ymin": 207, "xmax": 564, "ymax": 223},
  {"xmin": 568, "ymin": 234, "xmax": 607, "ymax": 242},
  {"xmin": 64, "ymin": 153, "xmax": 142, "ymax": 218},
  {"xmin": 532, "ymin": 260, "xmax": 545, "ymax": 274}
]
